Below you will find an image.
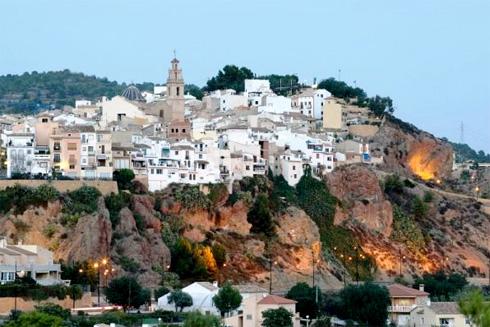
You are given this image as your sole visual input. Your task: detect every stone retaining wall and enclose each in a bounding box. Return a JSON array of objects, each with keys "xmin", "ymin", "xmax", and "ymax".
[{"xmin": 0, "ymin": 180, "xmax": 118, "ymax": 195}]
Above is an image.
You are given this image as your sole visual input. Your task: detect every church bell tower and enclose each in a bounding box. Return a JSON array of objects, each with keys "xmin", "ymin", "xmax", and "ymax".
[{"xmin": 166, "ymin": 55, "xmax": 185, "ymax": 122}]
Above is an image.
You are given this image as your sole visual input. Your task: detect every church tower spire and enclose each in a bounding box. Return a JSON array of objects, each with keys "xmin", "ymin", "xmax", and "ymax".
[{"xmin": 166, "ymin": 55, "xmax": 185, "ymax": 122}]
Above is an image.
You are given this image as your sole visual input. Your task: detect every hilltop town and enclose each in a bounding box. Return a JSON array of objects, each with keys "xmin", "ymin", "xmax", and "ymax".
[
  {"xmin": 0, "ymin": 58, "xmax": 489, "ymax": 327},
  {"xmin": 0, "ymin": 57, "xmax": 386, "ymax": 190}
]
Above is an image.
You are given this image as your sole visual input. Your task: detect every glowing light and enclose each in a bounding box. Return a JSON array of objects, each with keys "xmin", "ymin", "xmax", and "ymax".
[{"xmin": 407, "ymin": 148, "xmax": 442, "ymax": 181}]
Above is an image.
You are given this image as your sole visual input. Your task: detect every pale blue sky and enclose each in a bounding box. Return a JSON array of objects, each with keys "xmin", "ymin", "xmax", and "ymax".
[{"xmin": 1, "ymin": 0, "xmax": 489, "ymax": 152}]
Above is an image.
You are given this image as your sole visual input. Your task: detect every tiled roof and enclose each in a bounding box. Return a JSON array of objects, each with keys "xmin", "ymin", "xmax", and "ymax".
[
  {"xmin": 429, "ymin": 302, "xmax": 461, "ymax": 315},
  {"xmin": 388, "ymin": 284, "xmax": 429, "ymax": 297},
  {"xmin": 257, "ymin": 295, "xmax": 296, "ymax": 305}
]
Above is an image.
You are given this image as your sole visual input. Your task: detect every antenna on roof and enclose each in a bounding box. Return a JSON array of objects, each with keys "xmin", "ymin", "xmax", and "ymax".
[
  {"xmin": 460, "ymin": 121, "xmax": 464, "ymax": 144},
  {"xmin": 173, "ymin": 49, "xmax": 177, "ymax": 59}
]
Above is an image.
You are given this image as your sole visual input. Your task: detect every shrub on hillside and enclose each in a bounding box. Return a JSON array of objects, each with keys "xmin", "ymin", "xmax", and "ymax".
[
  {"xmin": 63, "ymin": 186, "xmax": 101, "ymax": 215},
  {"xmin": 174, "ymin": 186, "xmax": 210, "ymax": 210}
]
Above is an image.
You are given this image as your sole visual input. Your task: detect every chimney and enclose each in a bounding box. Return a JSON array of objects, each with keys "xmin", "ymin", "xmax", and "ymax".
[
  {"xmin": 213, "ymin": 281, "xmax": 219, "ymax": 288},
  {"xmin": 419, "ymin": 284, "xmax": 425, "ymax": 292}
]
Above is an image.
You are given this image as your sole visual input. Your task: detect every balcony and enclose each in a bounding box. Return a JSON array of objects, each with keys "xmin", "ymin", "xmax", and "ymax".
[
  {"xmin": 388, "ymin": 305, "xmax": 416, "ymax": 313},
  {"xmin": 0, "ymin": 263, "xmax": 61, "ymax": 273}
]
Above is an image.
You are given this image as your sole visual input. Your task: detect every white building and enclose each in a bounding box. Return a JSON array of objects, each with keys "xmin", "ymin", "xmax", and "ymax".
[
  {"xmin": 157, "ymin": 282, "xmax": 220, "ymax": 315},
  {"xmin": 258, "ymin": 95, "xmax": 292, "ymax": 114},
  {"xmin": 5, "ymin": 133, "xmax": 35, "ymax": 178},
  {"xmin": 0, "ymin": 237, "xmax": 63, "ymax": 286},
  {"xmin": 292, "ymin": 88, "xmax": 331, "ymax": 120}
]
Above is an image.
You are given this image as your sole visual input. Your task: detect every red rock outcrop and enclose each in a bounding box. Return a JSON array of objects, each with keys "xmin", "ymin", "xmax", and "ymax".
[
  {"xmin": 325, "ymin": 164, "xmax": 393, "ymax": 236},
  {"xmin": 371, "ymin": 118, "xmax": 453, "ymax": 180}
]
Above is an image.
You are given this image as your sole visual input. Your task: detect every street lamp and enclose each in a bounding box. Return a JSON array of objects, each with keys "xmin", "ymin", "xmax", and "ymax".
[
  {"xmin": 399, "ymin": 250, "xmax": 406, "ymax": 277},
  {"xmin": 269, "ymin": 259, "xmax": 277, "ymax": 294},
  {"xmin": 93, "ymin": 262, "xmax": 101, "ymax": 307}
]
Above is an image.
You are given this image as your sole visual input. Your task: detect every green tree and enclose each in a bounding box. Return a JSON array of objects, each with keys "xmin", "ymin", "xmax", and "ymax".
[
  {"xmin": 458, "ymin": 289, "xmax": 490, "ymax": 327},
  {"xmin": 212, "ymin": 281, "xmax": 242, "ymax": 317},
  {"xmin": 3, "ymin": 311, "xmax": 63, "ymax": 327},
  {"xmin": 286, "ymin": 282, "xmax": 321, "ymax": 318},
  {"xmin": 185, "ymin": 84, "xmax": 204, "ymax": 100},
  {"xmin": 337, "ymin": 282, "xmax": 391, "ymax": 326},
  {"xmin": 247, "ymin": 193, "xmax": 275, "ymax": 237},
  {"xmin": 205, "ymin": 65, "xmax": 254, "ymax": 92},
  {"xmin": 68, "ymin": 284, "xmax": 83, "ymax": 309},
  {"xmin": 415, "ymin": 271, "xmax": 468, "ymax": 301},
  {"xmin": 113, "ymin": 168, "xmax": 135, "ymax": 190},
  {"xmin": 411, "ymin": 196, "xmax": 428, "ymax": 220},
  {"xmin": 367, "ymin": 95, "xmax": 394, "ymax": 116},
  {"xmin": 262, "ymin": 307, "xmax": 293, "ymax": 327},
  {"xmin": 154, "ymin": 286, "xmax": 170, "ymax": 301},
  {"xmin": 183, "ymin": 311, "xmax": 221, "ymax": 327},
  {"xmin": 105, "ymin": 276, "xmax": 149, "ymax": 310},
  {"xmin": 211, "ymin": 243, "xmax": 227, "ymax": 268},
  {"xmin": 317, "ymin": 78, "xmax": 367, "ymax": 105},
  {"xmin": 168, "ymin": 289, "xmax": 193, "ymax": 312}
]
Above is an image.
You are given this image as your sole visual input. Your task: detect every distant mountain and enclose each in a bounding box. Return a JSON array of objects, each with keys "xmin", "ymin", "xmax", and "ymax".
[
  {"xmin": 0, "ymin": 70, "xmax": 154, "ymax": 114},
  {"xmin": 449, "ymin": 141, "xmax": 490, "ymax": 163}
]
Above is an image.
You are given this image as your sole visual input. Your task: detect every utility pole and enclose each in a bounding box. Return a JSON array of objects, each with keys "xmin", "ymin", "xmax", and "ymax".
[
  {"xmin": 354, "ymin": 246, "xmax": 359, "ymax": 284},
  {"xmin": 269, "ymin": 259, "xmax": 273, "ymax": 294}
]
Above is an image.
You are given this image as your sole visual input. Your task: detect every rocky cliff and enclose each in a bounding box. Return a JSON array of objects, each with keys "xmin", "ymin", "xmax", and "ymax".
[{"xmin": 371, "ymin": 117, "xmax": 453, "ymax": 181}]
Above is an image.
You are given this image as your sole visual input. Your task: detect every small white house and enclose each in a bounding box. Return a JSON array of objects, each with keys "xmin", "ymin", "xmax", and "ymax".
[{"xmin": 157, "ymin": 282, "xmax": 220, "ymax": 315}]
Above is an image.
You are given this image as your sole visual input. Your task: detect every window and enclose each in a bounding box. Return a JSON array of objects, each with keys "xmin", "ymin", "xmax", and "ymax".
[
  {"xmin": 182, "ymin": 129, "xmax": 186, "ymax": 133},
  {"xmin": 160, "ymin": 110, "xmax": 164, "ymax": 118},
  {"xmin": 88, "ymin": 146, "xmax": 94, "ymax": 153},
  {"xmin": 42, "ymin": 118, "xmax": 48, "ymax": 123},
  {"xmin": 246, "ymin": 165, "xmax": 250, "ymax": 170},
  {"xmin": 316, "ymin": 153, "xmax": 320, "ymax": 159},
  {"xmin": 292, "ymin": 165, "xmax": 296, "ymax": 170},
  {"xmin": 151, "ymin": 169, "xmax": 154, "ymax": 174},
  {"xmin": 69, "ymin": 164, "xmax": 75, "ymax": 169},
  {"xmin": 54, "ymin": 142, "xmax": 61, "ymax": 151},
  {"xmin": 156, "ymin": 169, "xmax": 162, "ymax": 174},
  {"xmin": 294, "ymin": 174, "xmax": 297, "ymax": 179},
  {"xmin": 175, "ymin": 151, "xmax": 179, "ymax": 155},
  {"xmin": 54, "ymin": 154, "xmax": 61, "ymax": 163},
  {"xmin": 176, "ymin": 86, "xmax": 180, "ymax": 96},
  {"xmin": 67, "ymin": 143, "xmax": 77, "ymax": 151}
]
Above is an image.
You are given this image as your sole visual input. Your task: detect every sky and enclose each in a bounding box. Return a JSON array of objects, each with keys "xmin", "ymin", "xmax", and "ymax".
[{"xmin": 1, "ymin": 0, "xmax": 489, "ymax": 152}]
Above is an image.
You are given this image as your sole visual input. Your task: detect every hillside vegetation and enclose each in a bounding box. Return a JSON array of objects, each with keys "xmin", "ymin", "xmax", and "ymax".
[{"xmin": 0, "ymin": 70, "xmax": 153, "ymax": 113}]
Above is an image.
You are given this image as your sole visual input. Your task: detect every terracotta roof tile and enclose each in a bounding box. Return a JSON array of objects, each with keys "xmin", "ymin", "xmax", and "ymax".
[
  {"xmin": 388, "ymin": 284, "xmax": 429, "ymax": 297},
  {"xmin": 257, "ymin": 295, "xmax": 296, "ymax": 305}
]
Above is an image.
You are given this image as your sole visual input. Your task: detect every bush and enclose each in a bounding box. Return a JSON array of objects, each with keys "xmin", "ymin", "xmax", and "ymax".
[
  {"xmin": 423, "ymin": 191, "xmax": 434, "ymax": 203},
  {"xmin": 42, "ymin": 224, "xmax": 57, "ymax": 239},
  {"xmin": 391, "ymin": 206, "xmax": 426, "ymax": 251},
  {"xmin": 118, "ymin": 256, "xmax": 140, "ymax": 273},
  {"xmin": 183, "ymin": 311, "xmax": 220, "ymax": 327},
  {"xmin": 63, "ymin": 186, "xmax": 101, "ymax": 215},
  {"xmin": 133, "ymin": 213, "xmax": 146, "ymax": 232},
  {"xmin": 296, "ymin": 167, "xmax": 337, "ymax": 237},
  {"xmin": 384, "ymin": 175, "xmax": 404, "ymax": 194},
  {"xmin": 175, "ymin": 186, "xmax": 210, "ymax": 210},
  {"xmin": 207, "ymin": 183, "xmax": 229, "ymax": 207},
  {"xmin": 0, "ymin": 184, "xmax": 60, "ymax": 214},
  {"xmin": 104, "ymin": 192, "xmax": 131, "ymax": 226},
  {"xmin": 415, "ymin": 271, "xmax": 468, "ymax": 301}
]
